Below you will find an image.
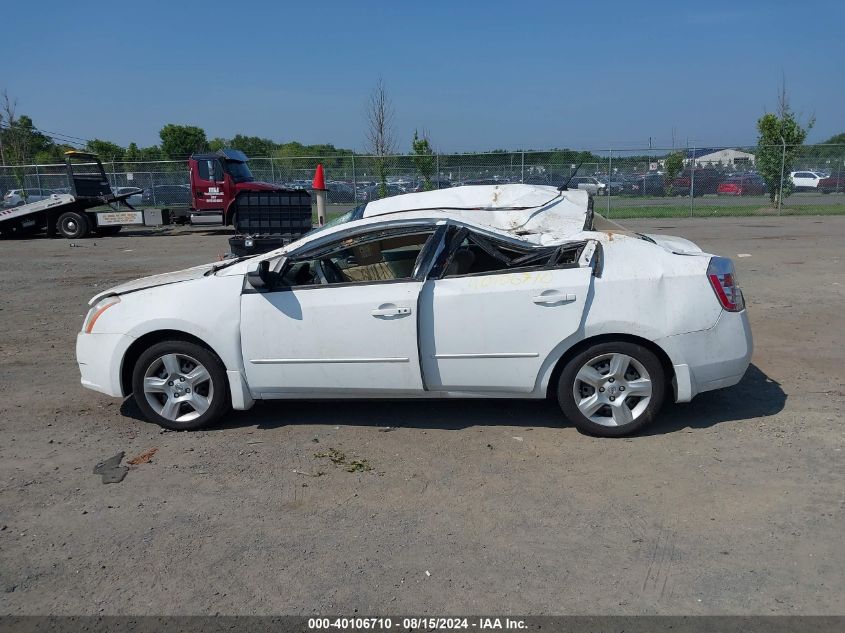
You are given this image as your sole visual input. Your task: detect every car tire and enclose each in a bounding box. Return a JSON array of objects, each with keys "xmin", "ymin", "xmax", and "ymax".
[
  {"xmin": 132, "ymin": 340, "xmax": 231, "ymax": 431},
  {"xmin": 57, "ymin": 211, "xmax": 90, "ymax": 239},
  {"xmin": 557, "ymin": 341, "xmax": 665, "ymax": 437}
]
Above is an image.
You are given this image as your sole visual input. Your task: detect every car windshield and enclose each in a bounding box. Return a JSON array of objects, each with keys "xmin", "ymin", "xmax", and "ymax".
[
  {"xmin": 224, "ymin": 161, "xmax": 254, "ymax": 183},
  {"xmin": 306, "ymin": 204, "xmax": 367, "ymax": 236}
]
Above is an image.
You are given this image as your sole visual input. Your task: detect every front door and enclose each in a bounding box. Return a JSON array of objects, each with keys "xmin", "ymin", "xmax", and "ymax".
[
  {"xmin": 192, "ymin": 158, "xmax": 225, "ymax": 212},
  {"xmin": 240, "ymin": 227, "xmax": 437, "ymax": 396}
]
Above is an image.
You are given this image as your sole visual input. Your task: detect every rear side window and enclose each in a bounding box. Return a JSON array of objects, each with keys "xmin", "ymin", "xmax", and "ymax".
[{"xmin": 436, "ymin": 228, "xmax": 585, "ymax": 279}]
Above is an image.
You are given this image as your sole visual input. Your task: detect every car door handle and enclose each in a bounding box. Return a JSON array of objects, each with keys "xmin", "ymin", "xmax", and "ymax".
[
  {"xmin": 371, "ymin": 304, "xmax": 413, "ymax": 317},
  {"xmin": 532, "ymin": 290, "xmax": 576, "ymax": 305}
]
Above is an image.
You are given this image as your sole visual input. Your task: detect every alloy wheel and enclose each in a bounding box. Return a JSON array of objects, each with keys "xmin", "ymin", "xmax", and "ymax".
[{"xmin": 571, "ymin": 352, "xmax": 653, "ymax": 427}]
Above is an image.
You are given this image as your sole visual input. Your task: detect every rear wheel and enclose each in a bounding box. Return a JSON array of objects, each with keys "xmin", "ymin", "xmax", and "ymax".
[
  {"xmin": 57, "ymin": 211, "xmax": 90, "ymax": 239},
  {"xmin": 557, "ymin": 341, "xmax": 665, "ymax": 437},
  {"xmin": 132, "ymin": 340, "xmax": 230, "ymax": 431}
]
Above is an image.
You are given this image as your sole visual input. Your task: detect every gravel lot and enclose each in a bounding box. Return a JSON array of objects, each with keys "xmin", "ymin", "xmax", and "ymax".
[{"xmin": 1, "ymin": 217, "xmax": 843, "ymax": 615}]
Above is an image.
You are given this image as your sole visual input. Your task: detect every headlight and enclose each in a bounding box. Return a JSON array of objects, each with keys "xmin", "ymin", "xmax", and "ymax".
[{"xmin": 82, "ymin": 296, "xmax": 120, "ymax": 333}]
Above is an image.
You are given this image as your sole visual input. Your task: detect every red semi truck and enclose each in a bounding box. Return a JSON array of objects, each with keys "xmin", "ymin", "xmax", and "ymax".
[
  {"xmin": 188, "ymin": 149, "xmax": 312, "ymax": 255},
  {"xmin": 188, "ymin": 149, "xmax": 289, "ymax": 225}
]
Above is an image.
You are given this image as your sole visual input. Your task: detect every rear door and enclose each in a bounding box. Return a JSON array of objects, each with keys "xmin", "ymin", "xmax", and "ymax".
[
  {"xmin": 240, "ymin": 225, "xmax": 441, "ymax": 396},
  {"xmin": 419, "ymin": 228, "xmax": 595, "ymax": 393}
]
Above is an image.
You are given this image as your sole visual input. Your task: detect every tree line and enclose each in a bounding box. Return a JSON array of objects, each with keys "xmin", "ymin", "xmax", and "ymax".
[{"xmin": 0, "ymin": 81, "xmax": 841, "ymax": 205}]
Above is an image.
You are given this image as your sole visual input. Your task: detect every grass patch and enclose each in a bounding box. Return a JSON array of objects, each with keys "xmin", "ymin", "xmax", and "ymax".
[{"xmin": 603, "ymin": 204, "xmax": 845, "ymax": 219}]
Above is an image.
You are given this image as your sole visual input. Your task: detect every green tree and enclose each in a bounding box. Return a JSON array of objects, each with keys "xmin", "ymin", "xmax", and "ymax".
[
  {"xmin": 663, "ymin": 151, "xmax": 684, "ymax": 194},
  {"xmin": 124, "ymin": 142, "xmax": 140, "ymax": 162},
  {"xmin": 230, "ymin": 134, "xmax": 276, "ymax": 158},
  {"xmin": 138, "ymin": 145, "xmax": 163, "ymax": 161},
  {"xmin": 159, "ymin": 124, "xmax": 208, "ymax": 159},
  {"xmin": 756, "ymin": 88, "xmax": 814, "ymax": 205},
  {"xmin": 86, "ymin": 138, "xmax": 125, "ymax": 161},
  {"xmin": 208, "ymin": 137, "xmax": 228, "ymax": 152},
  {"xmin": 411, "ymin": 130, "xmax": 435, "ymax": 190}
]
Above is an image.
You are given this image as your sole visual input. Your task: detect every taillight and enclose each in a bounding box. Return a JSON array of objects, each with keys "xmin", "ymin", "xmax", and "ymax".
[{"xmin": 707, "ymin": 257, "xmax": 744, "ymax": 312}]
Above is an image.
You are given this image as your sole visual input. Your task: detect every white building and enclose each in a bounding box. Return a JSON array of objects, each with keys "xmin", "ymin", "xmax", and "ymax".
[{"xmin": 685, "ymin": 148, "xmax": 755, "ymax": 168}]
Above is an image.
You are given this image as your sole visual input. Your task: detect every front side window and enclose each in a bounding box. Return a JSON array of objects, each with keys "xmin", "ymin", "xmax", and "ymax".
[
  {"xmin": 282, "ymin": 229, "xmax": 434, "ymax": 287},
  {"xmin": 197, "ymin": 160, "xmax": 211, "ymax": 181}
]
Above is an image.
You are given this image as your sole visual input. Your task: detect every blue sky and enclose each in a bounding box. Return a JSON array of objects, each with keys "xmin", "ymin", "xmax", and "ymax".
[{"xmin": 2, "ymin": 0, "xmax": 842, "ymax": 152}]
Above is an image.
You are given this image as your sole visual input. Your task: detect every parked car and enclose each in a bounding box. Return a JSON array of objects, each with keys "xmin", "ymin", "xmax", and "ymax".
[
  {"xmin": 817, "ymin": 173, "xmax": 845, "ymax": 193},
  {"xmin": 568, "ymin": 176, "xmax": 607, "ymax": 196},
  {"xmin": 717, "ymin": 174, "xmax": 767, "ymax": 196},
  {"xmin": 461, "ymin": 177, "xmax": 511, "ymax": 186},
  {"xmin": 360, "ymin": 183, "xmax": 406, "ymax": 201},
  {"xmin": 141, "ymin": 185, "xmax": 191, "ymax": 207},
  {"xmin": 326, "ymin": 181, "xmax": 356, "ymax": 203},
  {"xmin": 627, "ymin": 173, "xmax": 665, "ymax": 196},
  {"xmin": 76, "ymin": 184, "xmax": 752, "ymax": 437},
  {"xmin": 597, "ymin": 176, "xmax": 624, "ymax": 195},
  {"xmin": 112, "ymin": 186, "xmax": 144, "ymax": 207},
  {"xmin": 413, "ymin": 179, "xmax": 453, "ymax": 192},
  {"xmin": 790, "ymin": 171, "xmax": 824, "ymax": 191},
  {"xmin": 671, "ymin": 168, "xmax": 723, "ymax": 196},
  {"xmin": 3, "ymin": 188, "xmax": 54, "ymax": 207}
]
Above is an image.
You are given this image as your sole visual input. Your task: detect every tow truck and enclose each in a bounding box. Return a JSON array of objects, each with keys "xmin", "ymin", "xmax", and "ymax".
[{"xmin": 0, "ymin": 151, "xmax": 166, "ymax": 239}]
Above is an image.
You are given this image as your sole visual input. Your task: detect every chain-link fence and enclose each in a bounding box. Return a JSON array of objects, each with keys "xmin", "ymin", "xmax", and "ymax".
[{"xmin": 2, "ymin": 145, "xmax": 844, "ymax": 219}]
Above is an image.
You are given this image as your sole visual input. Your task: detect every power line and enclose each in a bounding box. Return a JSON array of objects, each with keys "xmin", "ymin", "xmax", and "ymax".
[{"xmin": 0, "ymin": 121, "xmax": 88, "ymax": 147}]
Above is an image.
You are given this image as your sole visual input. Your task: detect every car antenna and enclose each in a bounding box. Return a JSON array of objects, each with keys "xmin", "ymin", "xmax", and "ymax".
[{"xmin": 558, "ymin": 162, "xmax": 583, "ymax": 191}]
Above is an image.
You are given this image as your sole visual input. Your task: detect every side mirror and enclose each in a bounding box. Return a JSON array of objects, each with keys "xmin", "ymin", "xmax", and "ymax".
[{"xmin": 246, "ymin": 260, "xmax": 271, "ymax": 289}]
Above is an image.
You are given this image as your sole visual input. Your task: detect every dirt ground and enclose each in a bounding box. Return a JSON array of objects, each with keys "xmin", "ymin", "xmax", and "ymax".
[{"xmin": 0, "ymin": 217, "xmax": 843, "ymax": 615}]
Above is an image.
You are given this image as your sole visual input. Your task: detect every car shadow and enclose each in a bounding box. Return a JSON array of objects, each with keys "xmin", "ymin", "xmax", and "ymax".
[
  {"xmin": 641, "ymin": 363, "xmax": 786, "ymax": 436},
  {"xmin": 120, "ymin": 363, "xmax": 785, "ymax": 436}
]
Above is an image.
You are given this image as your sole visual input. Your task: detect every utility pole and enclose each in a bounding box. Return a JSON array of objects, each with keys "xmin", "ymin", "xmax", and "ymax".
[{"xmin": 778, "ymin": 136, "xmax": 786, "ymax": 214}]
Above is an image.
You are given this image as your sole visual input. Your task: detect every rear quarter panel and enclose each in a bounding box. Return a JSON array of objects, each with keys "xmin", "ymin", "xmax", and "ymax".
[{"xmin": 535, "ymin": 234, "xmax": 720, "ymax": 393}]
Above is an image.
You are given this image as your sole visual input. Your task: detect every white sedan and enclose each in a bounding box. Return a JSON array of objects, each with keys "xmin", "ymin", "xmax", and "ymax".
[{"xmin": 76, "ymin": 184, "xmax": 752, "ymax": 437}]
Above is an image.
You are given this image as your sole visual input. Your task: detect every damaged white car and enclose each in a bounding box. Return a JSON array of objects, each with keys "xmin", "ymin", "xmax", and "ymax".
[{"xmin": 76, "ymin": 184, "xmax": 752, "ymax": 437}]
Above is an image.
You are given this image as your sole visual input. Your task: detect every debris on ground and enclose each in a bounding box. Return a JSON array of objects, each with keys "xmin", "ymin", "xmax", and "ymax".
[
  {"xmin": 314, "ymin": 448, "xmax": 374, "ymax": 473},
  {"xmin": 345, "ymin": 459, "xmax": 372, "ymax": 473},
  {"xmin": 512, "ymin": 436, "xmax": 524, "ymax": 442},
  {"xmin": 293, "ymin": 469, "xmax": 326, "ymax": 477},
  {"xmin": 93, "ymin": 452, "xmax": 128, "ymax": 484},
  {"xmin": 378, "ymin": 426, "xmax": 397, "ymax": 432},
  {"xmin": 127, "ymin": 447, "xmax": 158, "ymax": 465},
  {"xmin": 315, "ymin": 448, "xmax": 347, "ymax": 464}
]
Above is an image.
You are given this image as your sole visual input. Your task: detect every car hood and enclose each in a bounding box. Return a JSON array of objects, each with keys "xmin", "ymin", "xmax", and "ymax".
[{"xmin": 88, "ymin": 261, "xmax": 218, "ymax": 305}]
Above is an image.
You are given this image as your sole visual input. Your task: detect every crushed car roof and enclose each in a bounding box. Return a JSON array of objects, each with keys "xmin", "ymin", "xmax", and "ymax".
[{"xmin": 361, "ymin": 184, "xmax": 590, "ymax": 237}]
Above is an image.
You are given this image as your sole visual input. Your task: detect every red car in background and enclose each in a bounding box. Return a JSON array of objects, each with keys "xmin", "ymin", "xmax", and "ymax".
[
  {"xmin": 717, "ymin": 174, "xmax": 767, "ymax": 196},
  {"xmin": 818, "ymin": 174, "xmax": 845, "ymax": 193}
]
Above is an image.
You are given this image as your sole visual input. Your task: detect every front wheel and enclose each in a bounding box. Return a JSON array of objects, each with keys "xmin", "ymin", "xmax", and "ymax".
[
  {"xmin": 557, "ymin": 341, "xmax": 665, "ymax": 437},
  {"xmin": 131, "ymin": 340, "xmax": 230, "ymax": 430}
]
